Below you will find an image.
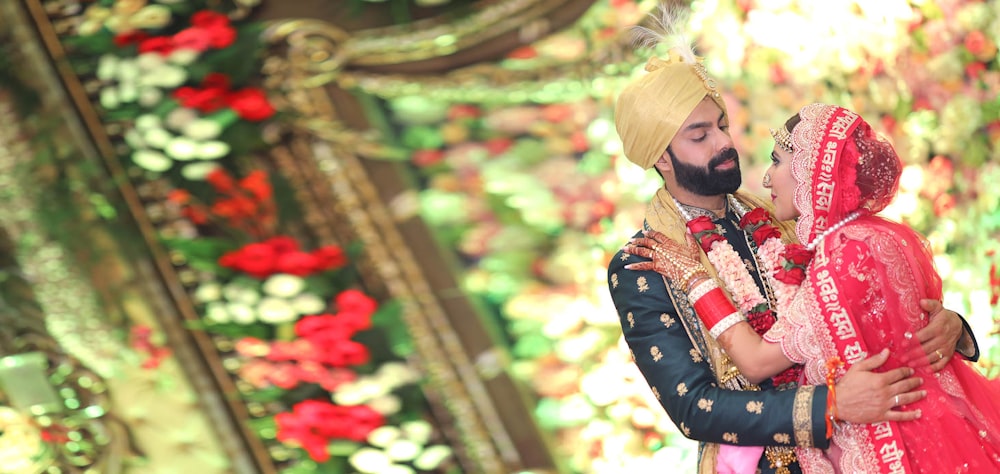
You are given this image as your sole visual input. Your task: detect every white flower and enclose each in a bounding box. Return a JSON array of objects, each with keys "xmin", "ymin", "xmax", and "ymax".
[
  {"xmin": 290, "ymin": 293, "xmax": 325, "ymax": 315},
  {"xmin": 135, "ymin": 52, "xmax": 166, "ymax": 71},
  {"xmin": 368, "ymin": 394, "xmax": 401, "ymax": 416},
  {"xmin": 182, "ymin": 119, "xmax": 223, "ymax": 141},
  {"xmin": 96, "ymin": 54, "xmax": 119, "ymax": 81},
  {"xmin": 118, "ymin": 83, "xmax": 138, "ymax": 103},
  {"xmin": 168, "ymin": 49, "xmax": 200, "ymax": 66},
  {"xmin": 124, "ymin": 129, "xmax": 146, "ymax": 149},
  {"xmin": 195, "ymin": 141, "xmax": 231, "ymax": 160},
  {"xmin": 332, "ymin": 382, "xmax": 368, "ymax": 406},
  {"xmin": 135, "ymin": 114, "xmax": 162, "ymax": 131},
  {"xmin": 116, "ymin": 59, "xmax": 140, "ymax": 82},
  {"xmin": 400, "ymin": 420, "xmax": 433, "ymax": 446},
  {"xmin": 181, "ymin": 163, "xmax": 221, "ymax": 181},
  {"xmin": 143, "ymin": 127, "xmax": 173, "ymax": 149},
  {"xmin": 256, "ymin": 297, "xmax": 297, "ymax": 324},
  {"xmin": 227, "ymin": 303, "xmax": 257, "ymax": 324},
  {"xmin": 204, "ymin": 302, "xmax": 231, "ymax": 323},
  {"xmin": 166, "ymin": 107, "xmax": 198, "ymax": 131},
  {"xmin": 385, "ymin": 439, "xmax": 421, "ymax": 462},
  {"xmin": 367, "ymin": 426, "xmax": 402, "ymax": 448},
  {"xmin": 413, "ymin": 445, "xmax": 453, "ymax": 471},
  {"xmin": 145, "ymin": 64, "xmax": 187, "ymax": 88},
  {"xmin": 130, "ymin": 4, "xmax": 173, "ymax": 29},
  {"xmin": 262, "ymin": 274, "xmax": 305, "ymax": 298},
  {"xmin": 377, "ymin": 361, "xmax": 420, "ymax": 386},
  {"xmin": 99, "ymin": 88, "xmax": 120, "ymax": 109},
  {"xmin": 131, "ymin": 149, "xmax": 172, "ymax": 172},
  {"xmin": 381, "ymin": 465, "xmax": 415, "ymax": 474},
  {"xmin": 348, "ymin": 447, "xmax": 392, "ymax": 474},
  {"xmin": 138, "ymin": 87, "xmax": 163, "ymax": 108},
  {"xmin": 165, "ymin": 137, "xmax": 199, "ymax": 161},
  {"xmin": 194, "ymin": 282, "xmax": 222, "ymax": 303},
  {"xmin": 223, "ymin": 283, "xmax": 260, "ymax": 305}
]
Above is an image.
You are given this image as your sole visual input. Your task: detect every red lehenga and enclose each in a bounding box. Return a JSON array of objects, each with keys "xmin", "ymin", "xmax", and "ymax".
[
  {"xmin": 763, "ymin": 104, "xmax": 1000, "ymax": 473},
  {"xmin": 766, "ymin": 216, "xmax": 1000, "ymax": 473}
]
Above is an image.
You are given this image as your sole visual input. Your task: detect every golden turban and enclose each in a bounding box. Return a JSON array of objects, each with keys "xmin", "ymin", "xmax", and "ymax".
[{"xmin": 615, "ymin": 51, "xmax": 728, "ymax": 169}]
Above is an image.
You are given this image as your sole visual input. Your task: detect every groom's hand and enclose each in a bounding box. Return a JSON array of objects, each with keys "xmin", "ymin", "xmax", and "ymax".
[{"xmin": 834, "ymin": 348, "xmax": 926, "ymax": 424}]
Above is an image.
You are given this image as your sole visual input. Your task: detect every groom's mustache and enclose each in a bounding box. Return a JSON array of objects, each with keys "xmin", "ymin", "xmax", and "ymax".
[{"xmin": 708, "ymin": 148, "xmax": 740, "ymax": 170}]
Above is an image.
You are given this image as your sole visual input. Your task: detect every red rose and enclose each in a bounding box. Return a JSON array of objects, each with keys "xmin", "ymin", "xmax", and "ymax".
[
  {"xmin": 114, "ymin": 30, "xmax": 150, "ymax": 47},
  {"xmin": 739, "ymin": 207, "xmax": 771, "ymax": 228},
  {"xmin": 699, "ymin": 232, "xmax": 726, "ymax": 253},
  {"xmin": 774, "ymin": 266, "xmax": 806, "ymax": 285},
  {"xmin": 686, "ymin": 216, "xmax": 716, "ymax": 235},
  {"xmin": 173, "ymin": 85, "xmax": 228, "ymax": 113},
  {"xmin": 324, "ymin": 340, "xmax": 370, "ymax": 368},
  {"xmin": 782, "ymin": 244, "xmax": 815, "ymax": 267},
  {"xmin": 752, "ymin": 224, "xmax": 782, "ymax": 246},
  {"xmin": 264, "ymin": 236, "xmax": 300, "ymax": 254},
  {"xmin": 226, "ymin": 88, "xmax": 276, "ymax": 121},
  {"xmin": 275, "ymin": 250, "xmax": 320, "ymax": 276},
  {"xmin": 205, "ymin": 168, "xmax": 237, "ymax": 192},
  {"xmin": 335, "ymin": 289, "xmax": 378, "ymax": 317},
  {"xmin": 137, "ymin": 36, "xmax": 175, "ymax": 55},
  {"xmin": 295, "ymin": 314, "xmax": 352, "ymax": 341},
  {"xmin": 190, "ymin": 10, "xmax": 230, "ymax": 29},
  {"xmin": 220, "ymin": 242, "xmax": 277, "ymax": 277},
  {"xmin": 171, "ymin": 27, "xmax": 213, "ymax": 52},
  {"xmin": 312, "ymin": 245, "xmax": 348, "ymax": 270},
  {"xmin": 239, "ymin": 170, "xmax": 273, "ymax": 202}
]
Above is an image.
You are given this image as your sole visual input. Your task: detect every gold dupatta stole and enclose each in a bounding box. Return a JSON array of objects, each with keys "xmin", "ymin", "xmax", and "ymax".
[{"xmin": 643, "ymin": 187, "xmax": 797, "ymax": 473}]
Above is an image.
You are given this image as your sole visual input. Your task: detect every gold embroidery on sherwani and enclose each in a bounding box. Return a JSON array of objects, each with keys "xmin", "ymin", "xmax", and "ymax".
[
  {"xmin": 676, "ymin": 383, "xmax": 688, "ymax": 397},
  {"xmin": 773, "ymin": 433, "xmax": 791, "ymax": 444},
  {"xmin": 792, "ymin": 385, "xmax": 815, "ymax": 447},
  {"xmin": 643, "ymin": 190, "xmax": 800, "ymax": 474},
  {"xmin": 679, "ymin": 422, "xmax": 691, "ymax": 437},
  {"xmin": 651, "ymin": 386, "xmax": 660, "ymax": 401},
  {"xmin": 746, "ymin": 400, "xmax": 763, "ymax": 414},
  {"xmin": 627, "ymin": 312, "xmax": 635, "ymax": 328},
  {"xmin": 660, "ymin": 313, "xmax": 676, "ymax": 328},
  {"xmin": 620, "ymin": 252, "xmax": 629, "ymax": 261},
  {"xmin": 636, "ymin": 276, "xmax": 650, "ymax": 292},
  {"xmin": 689, "ymin": 348, "xmax": 703, "ymax": 363},
  {"xmin": 611, "ymin": 273, "xmax": 619, "ymax": 288},
  {"xmin": 698, "ymin": 398, "xmax": 714, "ymax": 412},
  {"xmin": 723, "ymin": 432, "xmax": 738, "ymax": 444},
  {"xmin": 650, "ymin": 346, "xmax": 663, "ymax": 362}
]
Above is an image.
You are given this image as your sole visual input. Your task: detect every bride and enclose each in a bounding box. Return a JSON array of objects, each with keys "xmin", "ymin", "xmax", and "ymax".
[{"xmin": 625, "ymin": 103, "xmax": 1000, "ymax": 473}]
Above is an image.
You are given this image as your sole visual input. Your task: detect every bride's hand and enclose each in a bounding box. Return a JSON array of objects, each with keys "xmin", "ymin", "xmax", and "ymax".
[{"xmin": 623, "ymin": 230, "xmax": 707, "ymax": 290}]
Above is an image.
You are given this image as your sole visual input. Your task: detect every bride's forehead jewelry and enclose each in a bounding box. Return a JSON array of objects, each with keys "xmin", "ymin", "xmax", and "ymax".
[{"xmin": 770, "ymin": 127, "xmax": 794, "ymax": 154}]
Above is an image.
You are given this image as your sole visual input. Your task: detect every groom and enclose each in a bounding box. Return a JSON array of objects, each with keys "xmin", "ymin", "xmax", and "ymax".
[{"xmin": 607, "ymin": 49, "xmax": 977, "ymax": 472}]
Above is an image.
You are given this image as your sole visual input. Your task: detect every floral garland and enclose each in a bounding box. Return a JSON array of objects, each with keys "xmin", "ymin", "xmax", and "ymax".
[{"xmin": 682, "ymin": 202, "xmax": 805, "ymax": 387}]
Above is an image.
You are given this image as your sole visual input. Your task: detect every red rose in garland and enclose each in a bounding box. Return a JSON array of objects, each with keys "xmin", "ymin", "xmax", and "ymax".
[
  {"xmin": 774, "ymin": 244, "xmax": 815, "ymax": 285},
  {"xmin": 738, "ymin": 207, "xmax": 771, "ymax": 228},
  {"xmin": 751, "ymin": 224, "xmax": 782, "ymax": 246},
  {"xmin": 686, "ymin": 216, "xmax": 725, "ymax": 252}
]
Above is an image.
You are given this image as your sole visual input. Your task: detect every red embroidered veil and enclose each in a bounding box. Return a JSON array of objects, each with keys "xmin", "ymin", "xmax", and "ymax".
[{"xmin": 764, "ymin": 104, "xmax": 1000, "ymax": 473}]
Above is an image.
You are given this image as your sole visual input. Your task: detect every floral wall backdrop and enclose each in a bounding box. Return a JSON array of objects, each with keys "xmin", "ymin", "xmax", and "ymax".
[
  {"xmin": 360, "ymin": 0, "xmax": 1000, "ymax": 472},
  {"xmin": 8, "ymin": 0, "xmax": 1000, "ymax": 472},
  {"xmin": 40, "ymin": 1, "xmax": 459, "ymax": 473}
]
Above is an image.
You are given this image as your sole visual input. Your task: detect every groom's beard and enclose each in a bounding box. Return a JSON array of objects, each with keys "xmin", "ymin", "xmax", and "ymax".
[{"xmin": 670, "ymin": 147, "xmax": 742, "ymax": 196}]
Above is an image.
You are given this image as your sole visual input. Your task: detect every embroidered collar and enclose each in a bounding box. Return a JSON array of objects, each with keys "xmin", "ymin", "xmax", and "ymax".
[{"xmin": 676, "ymin": 196, "xmax": 731, "ymax": 221}]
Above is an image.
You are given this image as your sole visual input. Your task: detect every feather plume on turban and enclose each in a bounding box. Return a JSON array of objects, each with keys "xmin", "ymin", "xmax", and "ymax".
[{"xmin": 614, "ymin": 6, "xmax": 728, "ymax": 170}]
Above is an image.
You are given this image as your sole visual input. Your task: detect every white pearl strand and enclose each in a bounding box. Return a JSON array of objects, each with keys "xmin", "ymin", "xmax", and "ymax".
[{"xmin": 804, "ymin": 211, "xmax": 862, "ymax": 251}]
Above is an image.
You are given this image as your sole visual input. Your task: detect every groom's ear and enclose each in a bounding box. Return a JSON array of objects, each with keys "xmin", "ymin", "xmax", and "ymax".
[{"xmin": 653, "ymin": 150, "xmax": 672, "ymax": 173}]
